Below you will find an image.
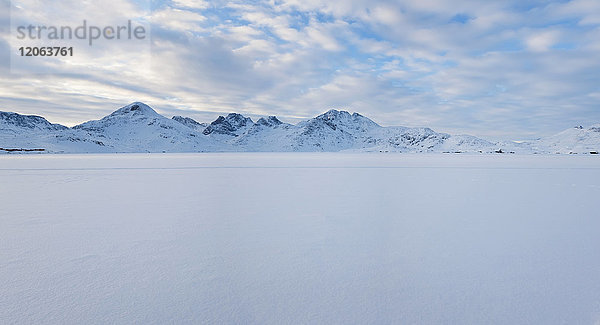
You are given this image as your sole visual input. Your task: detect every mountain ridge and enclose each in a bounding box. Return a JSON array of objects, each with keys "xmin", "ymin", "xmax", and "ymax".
[{"xmin": 1, "ymin": 102, "xmax": 598, "ymax": 154}]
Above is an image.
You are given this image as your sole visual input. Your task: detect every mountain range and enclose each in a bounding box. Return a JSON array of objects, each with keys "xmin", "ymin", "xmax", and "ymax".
[{"xmin": 1, "ymin": 102, "xmax": 598, "ymax": 154}]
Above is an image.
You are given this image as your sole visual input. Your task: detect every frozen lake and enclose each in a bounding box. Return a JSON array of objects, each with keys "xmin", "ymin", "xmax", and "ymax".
[{"xmin": 1, "ymin": 153, "xmax": 600, "ymax": 324}]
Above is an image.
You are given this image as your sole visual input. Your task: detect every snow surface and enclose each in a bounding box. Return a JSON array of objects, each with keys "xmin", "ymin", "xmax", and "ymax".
[{"xmin": 1, "ymin": 153, "xmax": 600, "ymax": 324}]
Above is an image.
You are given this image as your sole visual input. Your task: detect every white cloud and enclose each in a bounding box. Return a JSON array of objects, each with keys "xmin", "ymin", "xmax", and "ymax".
[
  {"xmin": 304, "ymin": 25, "xmax": 344, "ymax": 51},
  {"xmin": 2, "ymin": 0, "xmax": 600, "ymax": 139},
  {"xmin": 151, "ymin": 8, "xmax": 206, "ymax": 32},
  {"xmin": 525, "ymin": 30, "xmax": 558, "ymax": 52},
  {"xmin": 556, "ymin": 0, "xmax": 600, "ymax": 25},
  {"xmin": 369, "ymin": 4, "xmax": 403, "ymax": 26},
  {"xmin": 171, "ymin": 0, "xmax": 209, "ymax": 10}
]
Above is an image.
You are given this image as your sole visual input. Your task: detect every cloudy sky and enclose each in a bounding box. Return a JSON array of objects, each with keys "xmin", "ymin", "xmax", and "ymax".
[{"xmin": 1, "ymin": 0, "xmax": 599, "ymax": 139}]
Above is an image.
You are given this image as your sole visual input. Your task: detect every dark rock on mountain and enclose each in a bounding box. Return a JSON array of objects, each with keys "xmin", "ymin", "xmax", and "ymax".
[
  {"xmin": 203, "ymin": 113, "xmax": 253, "ymax": 136},
  {"xmin": 256, "ymin": 116, "xmax": 282, "ymax": 127}
]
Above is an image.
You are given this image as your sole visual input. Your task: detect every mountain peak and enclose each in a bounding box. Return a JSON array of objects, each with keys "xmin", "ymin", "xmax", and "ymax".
[
  {"xmin": 203, "ymin": 113, "xmax": 253, "ymax": 136},
  {"xmin": 172, "ymin": 116, "xmax": 207, "ymax": 130},
  {"xmin": 108, "ymin": 102, "xmax": 160, "ymax": 118},
  {"xmin": 318, "ymin": 109, "xmax": 352, "ymax": 120},
  {"xmin": 224, "ymin": 113, "xmax": 253, "ymax": 127},
  {"xmin": 256, "ymin": 116, "xmax": 282, "ymax": 127},
  {"xmin": 73, "ymin": 102, "xmax": 166, "ymax": 132},
  {"xmin": 312, "ymin": 108, "xmax": 380, "ymax": 131}
]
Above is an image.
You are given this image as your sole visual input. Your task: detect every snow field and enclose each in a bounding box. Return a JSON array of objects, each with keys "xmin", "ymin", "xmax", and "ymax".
[{"xmin": 1, "ymin": 153, "xmax": 600, "ymax": 324}]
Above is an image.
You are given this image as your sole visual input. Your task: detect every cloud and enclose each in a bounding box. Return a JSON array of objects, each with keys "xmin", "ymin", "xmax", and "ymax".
[
  {"xmin": 151, "ymin": 8, "xmax": 206, "ymax": 32},
  {"xmin": 1, "ymin": 0, "xmax": 599, "ymax": 139},
  {"xmin": 525, "ymin": 30, "xmax": 558, "ymax": 52},
  {"xmin": 171, "ymin": 0, "xmax": 209, "ymax": 10}
]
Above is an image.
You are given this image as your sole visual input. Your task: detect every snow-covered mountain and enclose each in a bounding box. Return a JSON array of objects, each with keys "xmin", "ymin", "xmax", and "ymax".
[
  {"xmin": 528, "ymin": 125, "xmax": 600, "ymax": 154},
  {"xmin": 72, "ymin": 102, "xmax": 221, "ymax": 152},
  {"xmin": 0, "ymin": 111, "xmax": 108, "ymax": 152},
  {"xmin": 172, "ymin": 116, "xmax": 208, "ymax": 130},
  {"xmin": 0, "ymin": 112, "xmax": 67, "ymax": 132},
  {"xmin": 202, "ymin": 113, "xmax": 255, "ymax": 140},
  {"xmin": 1, "ymin": 102, "xmax": 598, "ymax": 154},
  {"xmin": 230, "ymin": 109, "xmax": 497, "ymax": 152}
]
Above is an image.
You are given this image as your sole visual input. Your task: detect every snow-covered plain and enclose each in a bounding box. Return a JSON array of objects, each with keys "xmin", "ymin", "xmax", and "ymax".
[{"xmin": 1, "ymin": 153, "xmax": 600, "ymax": 324}]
